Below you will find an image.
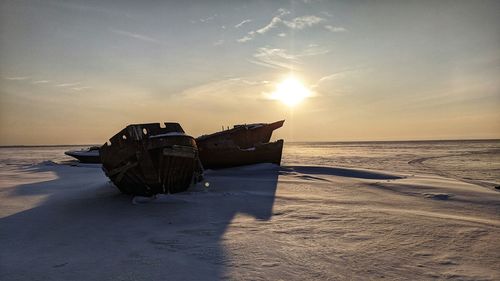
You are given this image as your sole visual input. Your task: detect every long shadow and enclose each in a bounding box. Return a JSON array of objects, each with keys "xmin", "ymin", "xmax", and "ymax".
[{"xmin": 0, "ymin": 163, "xmax": 279, "ymax": 280}]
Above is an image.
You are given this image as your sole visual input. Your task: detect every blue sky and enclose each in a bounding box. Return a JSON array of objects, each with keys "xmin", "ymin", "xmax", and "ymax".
[{"xmin": 1, "ymin": 0, "xmax": 499, "ymax": 144}]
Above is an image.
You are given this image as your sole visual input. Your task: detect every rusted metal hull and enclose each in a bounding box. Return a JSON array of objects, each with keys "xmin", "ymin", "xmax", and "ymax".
[
  {"xmin": 100, "ymin": 123, "xmax": 202, "ymax": 196},
  {"xmin": 198, "ymin": 140, "xmax": 283, "ymax": 169},
  {"xmin": 196, "ymin": 120, "xmax": 285, "ymax": 169},
  {"xmin": 197, "ymin": 120, "xmax": 284, "ymax": 148}
]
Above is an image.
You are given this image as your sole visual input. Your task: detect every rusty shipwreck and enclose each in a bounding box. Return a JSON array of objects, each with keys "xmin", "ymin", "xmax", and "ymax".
[
  {"xmin": 100, "ymin": 122, "xmax": 203, "ymax": 196},
  {"xmin": 196, "ymin": 120, "xmax": 284, "ymax": 169}
]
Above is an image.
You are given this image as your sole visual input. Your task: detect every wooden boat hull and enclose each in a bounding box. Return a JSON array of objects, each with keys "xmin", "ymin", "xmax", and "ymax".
[
  {"xmin": 196, "ymin": 120, "xmax": 285, "ymax": 169},
  {"xmin": 100, "ymin": 123, "xmax": 202, "ymax": 196},
  {"xmin": 197, "ymin": 120, "xmax": 284, "ymax": 149},
  {"xmin": 198, "ymin": 140, "xmax": 283, "ymax": 169}
]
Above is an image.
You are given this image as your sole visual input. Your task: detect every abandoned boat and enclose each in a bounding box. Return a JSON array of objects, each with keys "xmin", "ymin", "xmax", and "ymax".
[
  {"xmin": 64, "ymin": 146, "xmax": 101, "ymax": 164},
  {"xmin": 196, "ymin": 120, "xmax": 285, "ymax": 169},
  {"xmin": 100, "ymin": 122, "xmax": 203, "ymax": 196}
]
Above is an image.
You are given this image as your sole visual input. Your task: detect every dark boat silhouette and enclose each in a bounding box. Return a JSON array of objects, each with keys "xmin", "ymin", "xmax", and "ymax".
[
  {"xmin": 100, "ymin": 122, "xmax": 202, "ymax": 196},
  {"xmin": 196, "ymin": 120, "xmax": 284, "ymax": 169},
  {"xmin": 64, "ymin": 146, "xmax": 101, "ymax": 164}
]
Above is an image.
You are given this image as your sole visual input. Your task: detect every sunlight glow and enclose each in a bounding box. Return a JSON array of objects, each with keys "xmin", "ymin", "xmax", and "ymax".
[{"xmin": 270, "ymin": 77, "xmax": 312, "ymax": 107}]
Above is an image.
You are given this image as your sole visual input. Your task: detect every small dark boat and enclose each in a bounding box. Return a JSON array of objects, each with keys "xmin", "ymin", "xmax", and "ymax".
[
  {"xmin": 64, "ymin": 146, "xmax": 101, "ymax": 164},
  {"xmin": 100, "ymin": 122, "xmax": 203, "ymax": 196},
  {"xmin": 196, "ymin": 120, "xmax": 285, "ymax": 169}
]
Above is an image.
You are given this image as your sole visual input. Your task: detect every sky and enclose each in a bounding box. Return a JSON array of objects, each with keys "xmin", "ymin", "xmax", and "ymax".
[{"xmin": 0, "ymin": 0, "xmax": 499, "ymax": 145}]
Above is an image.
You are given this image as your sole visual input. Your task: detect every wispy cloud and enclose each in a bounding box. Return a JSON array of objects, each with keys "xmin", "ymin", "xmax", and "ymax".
[
  {"xmin": 3, "ymin": 76, "xmax": 29, "ymax": 81},
  {"xmin": 314, "ymin": 72, "xmax": 346, "ymax": 86},
  {"xmin": 237, "ymin": 9, "xmax": 288, "ymax": 42},
  {"xmin": 276, "ymin": 8, "xmax": 291, "ymax": 17},
  {"xmin": 237, "ymin": 36, "xmax": 253, "ymax": 43},
  {"xmin": 300, "ymin": 45, "xmax": 330, "ymax": 56},
  {"xmin": 249, "ymin": 47, "xmax": 298, "ymax": 69},
  {"xmin": 256, "ymin": 16, "xmax": 283, "ymax": 34},
  {"xmin": 109, "ymin": 28, "xmax": 161, "ymax": 44},
  {"xmin": 324, "ymin": 25, "xmax": 347, "ymax": 32},
  {"xmin": 57, "ymin": 81, "xmax": 92, "ymax": 91},
  {"xmin": 57, "ymin": 82, "xmax": 92, "ymax": 91},
  {"xmin": 4, "ymin": 75, "xmax": 92, "ymax": 92},
  {"xmin": 71, "ymin": 86, "xmax": 91, "ymax": 91},
  {"xmin": 237, "ymin": 9, "xmax": 325, "ymax": 43},
  {"xmin": 235, "ymin": 19, "xmax": 252, "ymax": 28},
  {"xmin": 228, "ymin": 77, "xmax": 270, "ymax": 85},
  {"xmin": 283, "ymin": 15, "xmax": 324, "ymax": 29},
  {"xmin": 56, "ymin": 82, "xmax": 81, "ymax": 87},
  {"xmin": 311, "ymin": 68, "xmax": 366, "ymax": 90},
  {"xmin": 249, "ymin": 44, "xmax": 330, "ymax": 69},
  {"xmin": 32, "ymin": 80, "xmax": 50, "ymax": 84}
]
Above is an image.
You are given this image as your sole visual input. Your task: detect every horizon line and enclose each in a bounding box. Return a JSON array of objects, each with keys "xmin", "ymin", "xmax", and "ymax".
[{"xmin": 1, "ymin": 138, "xmax": 499, "ymax": 148}]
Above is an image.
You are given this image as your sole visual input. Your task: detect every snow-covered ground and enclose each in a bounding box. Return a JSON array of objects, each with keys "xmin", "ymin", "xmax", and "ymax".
[{"xmin": 1, "ymin": 142, "xmax": 499, "ymax": 280}]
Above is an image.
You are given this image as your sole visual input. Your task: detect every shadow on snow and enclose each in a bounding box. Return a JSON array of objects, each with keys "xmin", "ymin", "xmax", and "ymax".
[{"xmin": 0, "ymin": 163, "xmax": 279, "ymax": 280}]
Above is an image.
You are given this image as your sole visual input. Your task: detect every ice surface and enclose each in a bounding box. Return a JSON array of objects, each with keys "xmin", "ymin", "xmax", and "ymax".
[
  {"xmin": 0, "ymin": 141, "xmax": 499, "ymax": 280},
  {"xmin": 283, "ymin": 140, "xmax": 500, "ymax": 187}
]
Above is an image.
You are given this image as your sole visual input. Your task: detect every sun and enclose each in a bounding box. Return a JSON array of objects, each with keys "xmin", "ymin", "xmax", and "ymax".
[{"xmin": 270, "ymin": 76, "xmax": 312, "ymax": 107}]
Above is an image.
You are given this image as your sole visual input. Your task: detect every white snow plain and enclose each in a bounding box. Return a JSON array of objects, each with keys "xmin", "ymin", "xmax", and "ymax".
[{"xmin": 1, "ymin": 151, "xmax": 499, "ymax": 280}]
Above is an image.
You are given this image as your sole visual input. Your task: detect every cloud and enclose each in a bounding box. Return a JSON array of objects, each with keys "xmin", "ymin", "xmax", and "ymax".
[
  {"xmin": 236, "ymin": 9, "xmax": 325, "ymax": 43},
  {"xmin": 256, "ymin": 16, "xmax": 283, "ymax": 34},
  {"xmin": 299, "ymin": 45, "xmax": 330, "ymax": 56},
  {"xmin": 56, "ymin": 82, "xmax": 80, "ymax": 87},
  {"xmin": 109, "ymin": 28, "xmax": 161, "ymax": 44},
  {"xmin": 311, "ymin": 68, "xmax": 367, "ymax": 90},
  {"xmin": 3, "ymin": 75, "xmax": 92, "ymax": 92},
  {"xmin": 235, "ymin": 19, "xmax": 252, "ymax": 28},
  {"xmin": 250, "ymin": 44, "xmax": 330, "ymax": 70},
  {"xmin": 71, "ymin": 86, "xmax": 91, "ymax": 91},
  {"xmin": 324, "ymin": 25, "xmax": 347, "ymax": 32},
  {"xmin": 32, "ymin": 80, "xmax": 50, "ymax": 84},
  {"xmin": 316, "ymin": 73, "xmax": 346, "ymax": 85},
  {"xmin": 276, "ymin": 8, "xmax": 290, "ymax": 17},
  {"xmin": 250, "ymin": 47, "xmax": 298, "ymax": 69},
  {"xmin": 237, "ymin": 35, "xmax": 253, "ymax": 43},
  {"xmin": 228, "ymin": 77, "xmax": 270, "ymax": 85},
  {"xmin": 3, "ymin": 76, "xmax": 29, "ymax": 81},
  {"xmin": 283, "ymin": 15, "xmax": 324, "ymax": 29},
  {"xmin": 57, "ymin": 82, "xmax": 93, "ymax": 91},
  {"xmin": 237, "ymin": 9, "xmax": 289, "ymax": 42}
]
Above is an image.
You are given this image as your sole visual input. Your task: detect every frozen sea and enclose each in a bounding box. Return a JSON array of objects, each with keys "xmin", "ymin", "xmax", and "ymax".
[
  {"xmin": 284, "ymin": 140, "xmax": 500, "ymax": 188},
  {"xmin": 1, "ymin": 140, "xmax": 499, "ymax": 187},
  {"xmin": 1, "ymin": 140, "xmax": 499, "ymax": 280}
]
